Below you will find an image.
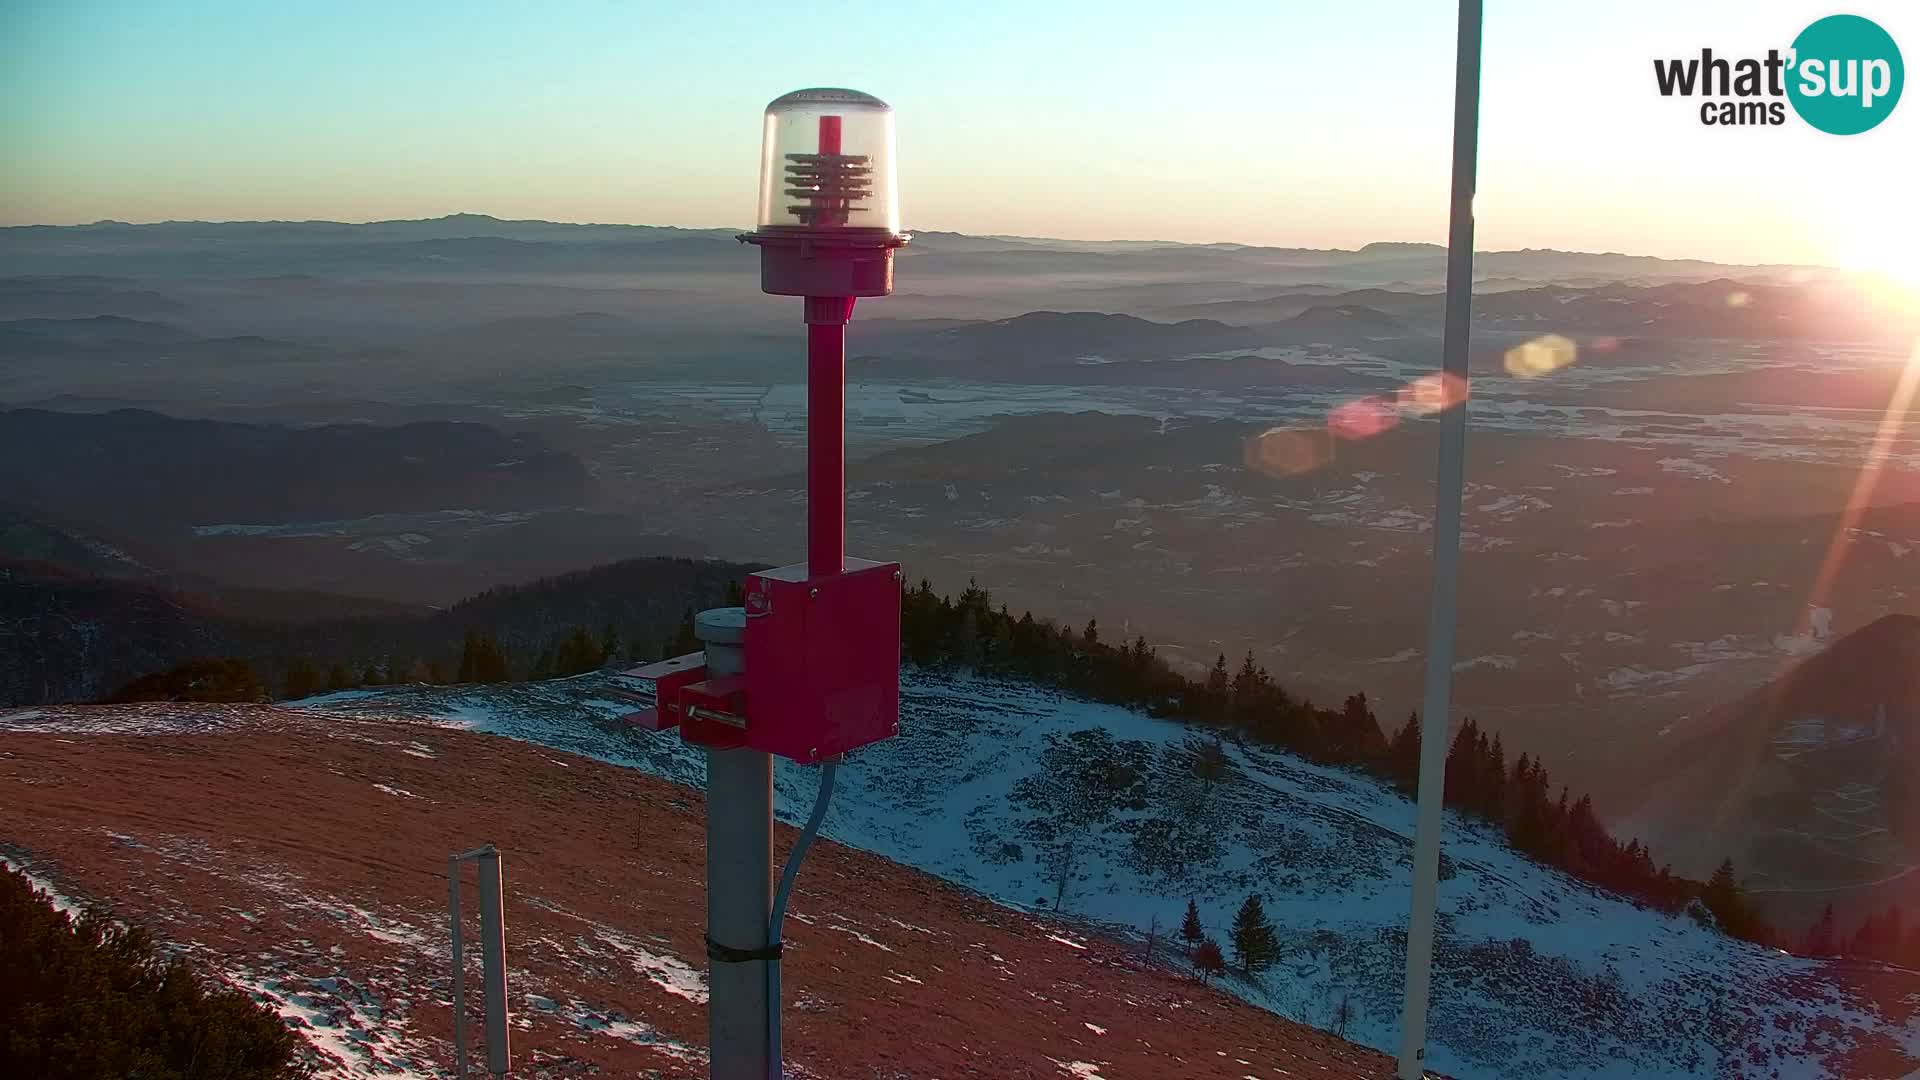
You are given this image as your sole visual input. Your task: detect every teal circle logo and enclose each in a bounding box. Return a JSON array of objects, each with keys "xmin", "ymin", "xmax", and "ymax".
[{"xmin": 1787, "ymin": 14, "xmax": 1904, "ymax": 134}]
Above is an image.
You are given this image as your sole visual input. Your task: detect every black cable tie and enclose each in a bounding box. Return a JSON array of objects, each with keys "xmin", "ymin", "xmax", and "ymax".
[{"xmin": 705, "ymin": 931, "xmax": 782, "ymax": 964}]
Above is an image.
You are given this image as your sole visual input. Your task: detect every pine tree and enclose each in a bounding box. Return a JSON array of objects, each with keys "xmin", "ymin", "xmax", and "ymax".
[
  {"xmin": 1204, "ymin": 653, "xmax": 1230, "ymax": 718},
  {"xmin": 1899, "ymin": 920, "xmax": 1920, "ymax": 968},
  {"xmin": 1192, "ymin": 738, "xmax": 1229, "ymax": 789},
  {"xmin": 957, "ymin": 603, "xmax": 983, "ymax": 669},
  {"xmin": 325, "ymin": 662, "xmax": 354, "ymax": 692},
  {"xmin": 105, "ymin": 658, "xmax": 267, "ymax": 704},
  {"xmin": 1230, "ymin": 892, "xmax": 1277, "ymax": 974},
  {"xmin": 475, "ymin": 633, "xmax": 510, "ymax": 682},
  {"xmin": 600, "ymin": 623, "xmax": 621, "ymax": 667},
  {"xmin": 360, "ymin": 663, "xmax": 383, "ymax": 687},
  {"xmin": 1193, "ymin": 936, "xmax": 1226, "ymax": 982},
  {"xmin": 1388, "ymin": 712, "xmax": 1421, "ymax": 793},
  {"xmin": 1332, "ymin": 691, "xmax": 1386, "ymax": 763},
  {"xmin": 553, "ymin": 626, "xmax": 604, "ymax": 676},
  {"xmin": 281, "ymin": 656, "xmax": 320, "ymax": 701},
  {"xmin": 668, "ymin": 608, "xmax": 698, "ymax": 656},
  {"xmin": 1181, "ymin": 899, "xmax": 1204, "ymax": 955},
  {"xmin": 458, "ymin": 632, "xmax": 483, "ymax": 682},
  {"xmin": 1848, "ymin": 906, "xmax": 1905, "ymax": 961},
  {"xmin": 1700, "ymin": 858, "xmax": 1753, "ymax": 939},
  {"xmin": 1329, "ymin": 991, "xmax": 1356, "ymax": 1039},
  {"xmin": 1445, "ymin": 717, "xmax": 1483, "ymax": 811},
  {"xmin": 1, "ymin": 866, "xmax": 310, "ymax": 1078},
  {"xmin": 1232, "ymin": 652, "xmax": 1262, "ymax": 713},
  {"xmin": 1482, "ymin": 732, "xmax": 1508, "ymax": 823}
]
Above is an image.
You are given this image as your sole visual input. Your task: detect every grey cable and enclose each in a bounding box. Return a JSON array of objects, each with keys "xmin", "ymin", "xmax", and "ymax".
[{"xmin": 767, "ymin": 759, "xmax": 838, "ymax": 1079}]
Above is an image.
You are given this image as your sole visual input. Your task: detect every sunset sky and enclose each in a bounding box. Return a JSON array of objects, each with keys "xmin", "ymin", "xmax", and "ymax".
[{"xmin": 2, "ymin": 0, "xmax": 1912, "ymax": 269}]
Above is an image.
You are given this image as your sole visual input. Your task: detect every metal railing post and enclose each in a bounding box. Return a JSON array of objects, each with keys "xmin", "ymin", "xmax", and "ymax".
[
  {"xmin": 450, "ymin": 845, "xmax": 510, "ymax": 1077},
  {"xmin": 477, "ymin": 849, "xmax": 510, "ymax": 1077},
  {"xmin": 450, "ymin": 856, "xmax": 467, "ymax": 1080}
]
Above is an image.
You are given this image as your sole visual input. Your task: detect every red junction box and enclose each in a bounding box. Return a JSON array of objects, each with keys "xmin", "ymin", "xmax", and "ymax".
[
  {"xmin": 677, "ymin": 674, "xmax": 748, "ymax": 749},
  {"xmin": 744, "ymin": 558, "xmax": 901, "ymax": 762},
  {"xmin": 619, "ymin": 652, "xmax": 706, "ymax": 732}
]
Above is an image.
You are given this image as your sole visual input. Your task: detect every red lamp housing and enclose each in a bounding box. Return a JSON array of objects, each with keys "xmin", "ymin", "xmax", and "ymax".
[{"xmin": 740, "ymin": 88, "xmax": 910, "ymax": 298}]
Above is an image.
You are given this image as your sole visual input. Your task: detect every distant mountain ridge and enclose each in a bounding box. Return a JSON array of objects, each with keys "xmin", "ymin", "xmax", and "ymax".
[
  {"xmin": 0, "ymin": 212, "xmax": 1834, "ymax": 277},
  {"xmin": 0, "ymin": 407, "xmax": 593, "ymax": 531},
  {"xmin": 1281, "ymin": 303, "xmax": 1410, "ymax": 335},
  {"xmin": 0, "ymin": 550, "xmax": 748, "ymax": 704},
  {"xmin": 1634, "ymin": 613, "xmax": 1920, "ymax": 924},
  {"xmin": 0, "ymin": 314, "xmax": 191, "ymax": 345}
]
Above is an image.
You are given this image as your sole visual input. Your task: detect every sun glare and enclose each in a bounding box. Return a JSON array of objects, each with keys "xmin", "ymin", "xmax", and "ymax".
[{"xmin": 1830, "ymin": 215, "xmax": 1920, "ymax": 292}]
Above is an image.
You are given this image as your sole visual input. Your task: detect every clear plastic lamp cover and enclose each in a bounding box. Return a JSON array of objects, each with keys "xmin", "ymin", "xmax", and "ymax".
[{"xmin": 755, "ymin": 89, "xmax": 900, "ymax": 235}]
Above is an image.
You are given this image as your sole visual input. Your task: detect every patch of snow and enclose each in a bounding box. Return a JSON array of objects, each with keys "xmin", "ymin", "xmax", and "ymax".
[
  {"xmin": 219, "ymin": 966, "xmax": 431, "ymax": 1078},
  {"xmin": 341, "ymin": 904, "xmax": 431, "ymax": 950},
  {"xmin": 1656, "ymin": 457, "xmax": 1731, "ymax": 483},
  {"xmin": 2, "ymin": 857, "xmax": 85, "ymax": 917},
  {"xmin": 593, "ymin": 926, "xmax": 709, "ymax": 1003},
  {"xmin": 1476, "ymin": 493, "xmax": 1552, "ymax": 515},
  {"xmin": 1775, "ymin": 608, "xmax": 1836, "ymax": 655},
  {"xmin": 826, "ymin": 922, "xmax": 896, "ymax": 953}
]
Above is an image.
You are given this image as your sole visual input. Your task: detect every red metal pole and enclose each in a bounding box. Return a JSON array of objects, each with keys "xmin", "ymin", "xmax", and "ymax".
[
  {"xmin": 804, "ymin": 298, "xmax": 851, "ymax": 576},
  {"xmin": 805, "ymin": 113, "xmax": 850, "ymax": 578}
]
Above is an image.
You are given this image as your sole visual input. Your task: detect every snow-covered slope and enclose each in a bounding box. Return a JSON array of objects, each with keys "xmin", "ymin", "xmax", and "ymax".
[{"xmin": 304, "ymin": 672, "xmax": 1920, "ymax": 1079}]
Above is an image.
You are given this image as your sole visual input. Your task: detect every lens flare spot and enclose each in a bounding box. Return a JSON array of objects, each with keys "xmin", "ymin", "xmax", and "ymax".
[
  {"xmin": 1243, "ymin": 427, "xmax": 1333, "ymax": 477},
  {"xmin": 1503, "ymin": 334, "xmax": 1578, "ymax": 379},
  {"xmin": 1328, "ymin": 396, "xmax": 1399, "ymax": 441},
  {"xmin": 1589, "ymin": 335, "xmax": 1621, "ymax": 354},
  {"xmin": 1398, "ymin": 373, "xmax": 1469, "ymax": 416},
  {"xmin": 1727, "ymin": 290, "xmax": 1752, "ymax": 308}
]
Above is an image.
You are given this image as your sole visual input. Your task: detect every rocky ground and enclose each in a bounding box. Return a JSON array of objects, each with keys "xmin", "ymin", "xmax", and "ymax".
[{"xmin": 0, "ymin": 701, "xmax": 1394, "ymax": 1079}]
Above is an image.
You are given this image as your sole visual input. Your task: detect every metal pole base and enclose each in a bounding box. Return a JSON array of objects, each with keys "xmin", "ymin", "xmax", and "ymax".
[
  {"xmin": 706, "ymin": 746, "xmax": 773, "ymax": 1079},
  {"xmin": 693, "ymin": 607, "xmax": 773, "ymax": 1079}
]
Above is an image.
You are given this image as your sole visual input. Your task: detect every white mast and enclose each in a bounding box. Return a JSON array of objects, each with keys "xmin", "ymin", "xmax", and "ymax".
[{"xmin": 1397, "ymin": 2, "xmax": 1483, "ymax": 1076}]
